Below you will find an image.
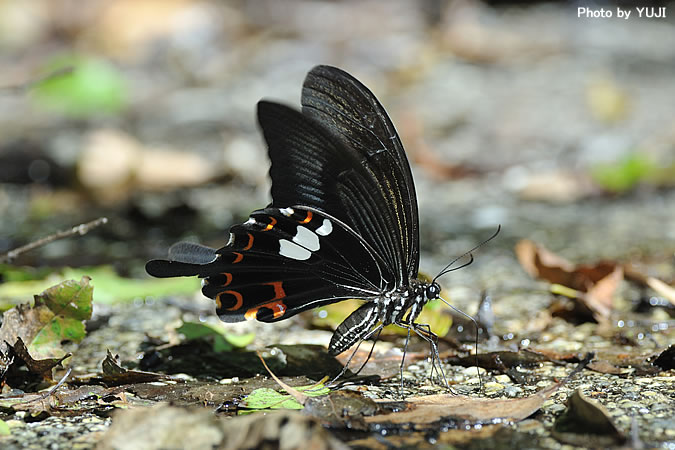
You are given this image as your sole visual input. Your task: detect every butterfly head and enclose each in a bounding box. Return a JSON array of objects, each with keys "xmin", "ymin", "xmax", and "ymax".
[{"xmin": 425, "ymin": 282, "xmax": 441, "ymax": 300}]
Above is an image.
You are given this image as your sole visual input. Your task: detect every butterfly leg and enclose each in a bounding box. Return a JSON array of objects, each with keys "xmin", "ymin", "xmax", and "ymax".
[
  {"xmin": 399, "ymin": 326, "xmax": 412, "ymax": 393},
  {"xmin": 328, "ymin": 324, "xmax": 384, "ymax": 387},
  {"xmin": 411, "ymin": 322, "xmax": 451, "ymax": 390}
]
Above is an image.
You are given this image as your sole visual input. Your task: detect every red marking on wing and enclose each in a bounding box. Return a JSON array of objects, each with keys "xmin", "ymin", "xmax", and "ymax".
[
  {"xmin": 243, "ymin": 233, "xmax": 254, "ymax": 250},
  {"xmin": 300, "ymin": 211, "xmax": 313, "ymax": 224},
  {"xmin": 263, "ymin": 217, "xmax": 277, "ymax": 231},
  {"xmin": 232, "ymin": 252, "xmax": 243, "ymax": 263}
]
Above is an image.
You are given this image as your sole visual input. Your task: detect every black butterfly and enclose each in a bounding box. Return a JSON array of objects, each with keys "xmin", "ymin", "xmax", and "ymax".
[{"xmin": 146, "ymin": 65, "xmax": 470, "ymax": 382}]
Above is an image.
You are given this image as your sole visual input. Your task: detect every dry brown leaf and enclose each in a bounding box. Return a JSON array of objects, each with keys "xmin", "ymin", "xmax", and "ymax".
[
  {"xmin": 367, "ymin": 381, "xmax": 562, "ymax": 425},
  {"xmin": 552, "ymin": 389, "xmax": 626, "ymax": 446},
  {"xmin": 98, "ymin": 350, "xmax": 169, "ymax": 386},
  {"xmin": 515, "ymin": 239, "xmax": 623, "ymax": 322},
  {"xmin": 584, "ymin": 265, "xmax": 623, "ymax": 320}
]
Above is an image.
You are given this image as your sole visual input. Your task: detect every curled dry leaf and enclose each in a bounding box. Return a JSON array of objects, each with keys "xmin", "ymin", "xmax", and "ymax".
[
  {"xmin": 515, "ymin": 239, "xmax": 623, "ymax": 323},
  {"xmin": 98, "ymin": 350, "xmax": 169, "ymax": 386},
  {"xmin": 552, "ymin": 389, "xmax": 625, "ymax": 447}
]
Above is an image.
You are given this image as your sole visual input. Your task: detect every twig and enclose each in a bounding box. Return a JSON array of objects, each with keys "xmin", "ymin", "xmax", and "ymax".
[
  {"xmin": 0, "ymin": 217, "xmax": 108, "ymax": 263},
  {"xmin": 40, "ymin": 367, "xmax": 73, "ymax": 400},
  {"xmin": 0, "ymin": 66, "xmax": 75, "ymax": 94}
]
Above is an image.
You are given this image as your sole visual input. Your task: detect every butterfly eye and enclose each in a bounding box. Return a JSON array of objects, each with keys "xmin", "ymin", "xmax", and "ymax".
[{"xmin": 426, "ymin": 282, "xmax": 441, "ymax": 299}]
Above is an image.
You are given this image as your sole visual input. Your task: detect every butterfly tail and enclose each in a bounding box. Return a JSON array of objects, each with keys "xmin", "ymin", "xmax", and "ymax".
[{"xmin": 145, "ymin": 242, "xmax": 218, "ymax": 278}]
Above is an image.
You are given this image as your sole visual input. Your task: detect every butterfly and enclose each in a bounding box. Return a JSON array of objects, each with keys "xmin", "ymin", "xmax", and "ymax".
[{"xmin": 146, "ymin": 65, "xmax": 476, "ymax": 383}]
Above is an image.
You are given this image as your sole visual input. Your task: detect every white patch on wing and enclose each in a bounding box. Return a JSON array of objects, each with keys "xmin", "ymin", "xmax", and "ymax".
[
  {"xmin": 279, "ymin": 239, "xmax": 311, "ymax": 260},
  {"xmin": 244, "ymin": 217, "xmax": 256, "ymax": 225},
  {"xmin": 293, "ymin": 226, "xmax": 320, "ymax": 251},
  {"xmin": 280, "ymin": 207, "xmax": 294, "ymax": 216},
  {"xmin": 315, "ymin": 219, "xmax": 333, "ymax": 236}
]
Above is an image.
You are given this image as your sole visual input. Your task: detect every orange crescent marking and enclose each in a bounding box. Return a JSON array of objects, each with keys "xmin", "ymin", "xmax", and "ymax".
[
  {"xmin": 222, "ymin": 272, "xmax": 233, "ymax": 287},
  {"xmin": 300, "ymin": 211, "xmax": 313, "ymax": 224},
  {"xmin": 243, "ymin": 233, "xmax": 254, "ymax": 250},
  {"xmin": 232, "ymin": 252, "xmax": 243, "ymax": 263},
  {"xmin": 263, "ymin": 217, "xmax": 277, "ymax": 231},
  {"xmin": 222, "ymin": 290, "xmax": 243, "ymax": 311}
]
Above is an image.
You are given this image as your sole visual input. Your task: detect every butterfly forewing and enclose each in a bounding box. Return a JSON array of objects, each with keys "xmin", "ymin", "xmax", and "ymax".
[
  {"xmin": 260, "ymin": 101, "xmax": 406, "ymax": 278},
  {"xmin": 300, "ymin": 65, "xmax": 420, "ymax": 283}
]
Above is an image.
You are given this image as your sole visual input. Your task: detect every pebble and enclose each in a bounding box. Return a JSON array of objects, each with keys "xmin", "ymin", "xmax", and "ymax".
[
  {"xmin": 494, "ymin": 374, "xmax": 511, "ymax": 384},
  {"xmin": 483, "ymin": 382, "xmax": 504, "ymax": 393}
]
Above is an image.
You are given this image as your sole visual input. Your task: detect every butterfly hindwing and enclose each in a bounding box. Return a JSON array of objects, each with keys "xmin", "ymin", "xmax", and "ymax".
[{"xmin": 147, "ymin": 206, "xmax": 392, "ymax": 323}]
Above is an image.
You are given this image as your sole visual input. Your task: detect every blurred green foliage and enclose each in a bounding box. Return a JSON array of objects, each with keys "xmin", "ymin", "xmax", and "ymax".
[
  {"xmin": 591, "ymin": 153, "xmax": 672, "ymax": 193},
  {"xmin": 31, "ymin": 56, "xmax": 127, "ymax": 117},
  {"xmin": 0, "ymin": 266, "xmax": 199, "ymax": 308},
  {"xmin": 176, "ymin": 321, "xmax": 255, "ymax": 353}
]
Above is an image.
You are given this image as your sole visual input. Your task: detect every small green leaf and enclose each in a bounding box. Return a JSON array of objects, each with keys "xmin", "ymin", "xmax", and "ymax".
[
  {"xmin": 26, "ymin": 277, "xmax": 93, "ymax": 358},
  {"xmin": 243, "ymin": 383, "xmax": 330, "ymax": 411},
  {"xmin": 245, "ymin": 388, "xmax": 304, "ymax": 410}
]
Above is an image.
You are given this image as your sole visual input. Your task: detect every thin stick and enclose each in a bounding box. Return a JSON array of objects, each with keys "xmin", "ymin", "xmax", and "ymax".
[
  {"xmin": 0, "ymin": 217, "xmax": 108, "ymax": 263},
  {"xmin": 0, "ymin": 66, "xmax": 75, "ymax": 94}
]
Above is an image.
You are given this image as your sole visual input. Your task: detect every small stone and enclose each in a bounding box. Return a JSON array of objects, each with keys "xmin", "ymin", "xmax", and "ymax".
[
  {"xmin": 484, "ymin": 382, "xmax": 504, "ymax": 393},
  {"xmin": 504, "ymin": 386, "xmax": 522, "ymax": 397},
  {"xmin": 546, "ymin": 403, "xmax": 566, "ymax": 413},
  {"xmin": 494, "ymin": 374, "xmax": 511, "ymax": 384}
]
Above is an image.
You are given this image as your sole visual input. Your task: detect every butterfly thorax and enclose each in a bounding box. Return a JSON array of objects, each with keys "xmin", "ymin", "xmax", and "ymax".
[
  {"xmin": 328, "ymin": 279, "xmax": 440, "ymax": 356},
  {"xmin": 377, "ymin": 279, "xmax": 433, "ymax": 326}
]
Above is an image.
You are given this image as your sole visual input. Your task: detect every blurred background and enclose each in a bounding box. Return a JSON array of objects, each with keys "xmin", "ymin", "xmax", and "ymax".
[{"xmin": 0, "ymin": 0, "xmax": 673, "ymax": 284}]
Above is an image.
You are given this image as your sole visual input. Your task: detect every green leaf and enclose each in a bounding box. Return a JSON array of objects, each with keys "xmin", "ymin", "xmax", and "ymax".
[
  {"xmin": 27, "ymin": 277, "xmax": 93, "ymax": 357},
  {"xmin": 244, "ymin": 388, "xmax": 304, "ymax": 410},
  {"xmin": 243, "ymin": 383, "xmax": 330, "ymax": 411},
  {"xmin": 34, "ymin": 277, "xmax": 93, "ymax": 321},
  {"xmin": 31, "ymin": 56, "xmax": 127, "ymax": 117}
]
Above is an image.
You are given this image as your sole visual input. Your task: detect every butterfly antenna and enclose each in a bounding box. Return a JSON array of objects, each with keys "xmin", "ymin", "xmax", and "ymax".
[
  {"xmin": 438, "ymin": 296, "xmax": 483, "ymax": 390},
  {"xmin": 432, "ymin": 225, "xmax": 501, "ymax": 283}
]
